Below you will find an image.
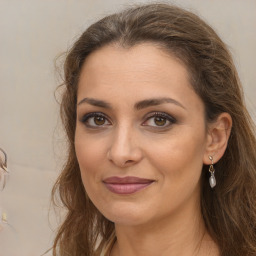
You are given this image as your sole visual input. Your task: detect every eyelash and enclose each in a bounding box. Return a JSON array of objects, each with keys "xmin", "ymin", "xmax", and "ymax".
[
  {"xmin": 80, "ymin": 112, "xmax": 111, "ymax": 128},
  {"xmin": 142, "ymin": 112, "xmax": 176, "ymax": 128},
  {"xmin": 80, "ymin": 111, "xmax": 176, "ymax": 129}
]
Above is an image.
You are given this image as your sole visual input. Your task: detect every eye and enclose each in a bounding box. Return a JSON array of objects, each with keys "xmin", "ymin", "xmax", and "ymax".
[
  {"xmin": 80, "ymin": 112, "xmax": 111, "ymax": 128},
  {"xmin": 142, "ymin": 112, "xmax": 176, "ymax": 128}
]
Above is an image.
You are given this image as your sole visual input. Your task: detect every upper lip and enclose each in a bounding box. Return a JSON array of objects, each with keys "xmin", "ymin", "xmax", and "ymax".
[{"xmin": 103, "ymin": 176, "xmax": 155, "ymax": 184}]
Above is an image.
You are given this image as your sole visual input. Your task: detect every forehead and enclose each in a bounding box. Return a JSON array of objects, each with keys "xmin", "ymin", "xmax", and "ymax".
[
  {"xmin": 77, "ymin": 43, "xmax": 203, "ymax": 113},
  {"xmin": 80, "ymin": 43, "xmax": 187, "ymax": 81}
]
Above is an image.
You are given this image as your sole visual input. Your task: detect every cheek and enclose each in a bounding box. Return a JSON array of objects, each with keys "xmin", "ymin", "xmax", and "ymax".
[
  {"xmin": 147, "ymin": 127, "xmax": 206, "ymax": 185},
  {"xmin": 75, "ymin": 130, "xmax": 114, "ymax": 217},
  {"xmin": 74, "ymin": 130, "xmax": 106, "ymax": 187},
  {"xmin": 144, "ymin": 132, "xmax": 206, "ymax": 215},
  {"xmin": 75, "ymin": 141, "xmax": 104, "ymax": 210}
]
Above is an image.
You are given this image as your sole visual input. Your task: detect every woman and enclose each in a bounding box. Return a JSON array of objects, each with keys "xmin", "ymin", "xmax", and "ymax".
[{"xmin": 51, "ymin": 3, "xmax": 256, "ymax": 256}]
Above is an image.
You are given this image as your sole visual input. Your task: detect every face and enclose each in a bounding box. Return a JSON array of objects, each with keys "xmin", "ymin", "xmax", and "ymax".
[{"xmin": 75, "ymin": 43, "xmax": 209, "ymax": 227}]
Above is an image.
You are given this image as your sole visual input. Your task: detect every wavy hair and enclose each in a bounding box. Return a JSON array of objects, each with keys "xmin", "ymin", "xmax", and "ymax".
[{"xmin": 51, "ymin": 3, "xmax": 256, "ymax": 256}]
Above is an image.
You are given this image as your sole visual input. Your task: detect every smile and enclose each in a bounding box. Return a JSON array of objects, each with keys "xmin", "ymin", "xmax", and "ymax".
[{"xmin": 103, "ymin": 176, "xmax": 155, "ymax": 194}]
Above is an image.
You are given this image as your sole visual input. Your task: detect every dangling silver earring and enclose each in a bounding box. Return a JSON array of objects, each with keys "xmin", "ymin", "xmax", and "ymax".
[{"xmin": 208, "ymin": 156, "xmax": 216, "ymax": 188}]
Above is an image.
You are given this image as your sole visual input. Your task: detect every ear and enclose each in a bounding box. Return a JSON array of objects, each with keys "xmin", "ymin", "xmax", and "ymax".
[{"xmin": 203, "ymin": 112, "xmax": 232, "ymax": 165}]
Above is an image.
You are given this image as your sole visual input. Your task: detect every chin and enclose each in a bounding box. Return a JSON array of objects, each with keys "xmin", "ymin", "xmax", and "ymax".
[{"xmin": 99, "ymin": 202, "xmax": 152, "ymax": 227}]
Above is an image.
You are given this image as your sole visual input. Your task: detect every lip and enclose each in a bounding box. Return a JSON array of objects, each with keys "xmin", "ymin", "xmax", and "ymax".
[{"xmin": 103, "ymin": 176, "xmax": 155, "ymax": 194}]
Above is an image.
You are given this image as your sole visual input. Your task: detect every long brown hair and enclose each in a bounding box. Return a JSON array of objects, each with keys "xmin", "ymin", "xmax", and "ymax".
[{"xmin": 51, "ymin": 3, "xmax": 256, "ymax": 256}]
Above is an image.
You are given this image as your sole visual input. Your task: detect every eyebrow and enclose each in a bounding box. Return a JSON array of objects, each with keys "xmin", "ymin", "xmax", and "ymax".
[
  {"xmin": 134, "ymin": 97, "xmax": 186, "ymax": 110},
  {"xmin": 77, "ymin": 98, "xmax": 111, "ymax": 109},
  {"xmin": 77, "ymin": 97, "xmax": 186, "ymax": 110}
]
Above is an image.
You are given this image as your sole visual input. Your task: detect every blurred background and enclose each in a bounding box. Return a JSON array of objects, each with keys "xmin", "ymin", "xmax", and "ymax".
[{"xmin": 0, "ymin": 0, "xmax": 255, "ymax": 255}]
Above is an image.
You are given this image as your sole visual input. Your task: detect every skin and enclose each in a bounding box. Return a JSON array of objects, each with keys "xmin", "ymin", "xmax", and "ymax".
[{"xmin": 75, "ymin": 43, "xmax": 231, "ymax": 256}]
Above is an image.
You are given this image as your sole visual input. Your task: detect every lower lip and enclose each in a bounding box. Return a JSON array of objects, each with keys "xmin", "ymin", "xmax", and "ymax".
[{"xmin": 104, "ymin": 182, "xmax": 153, "ymax": 194}]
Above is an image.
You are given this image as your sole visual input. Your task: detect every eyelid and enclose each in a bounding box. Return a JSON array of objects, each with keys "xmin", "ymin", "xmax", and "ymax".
[
  {"xmin": 144, "ymin": 111, "xmax": 176, "ymax": 121},
  {"xmin": 80, "ymin": 112, "xmax": 112, "ymax": 127},
  {"xmin": 142, "ymin": 111, "xmax": 177, "ymax": 127},
  {"xmin": 79, "ymin": 111, "xmax": 176, "ymax": 129}
]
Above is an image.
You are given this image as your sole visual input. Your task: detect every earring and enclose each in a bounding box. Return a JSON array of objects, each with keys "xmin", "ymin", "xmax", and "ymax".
[{"xmin": 208, "ymin": 156, "xmax": 216, "ymax": 188}]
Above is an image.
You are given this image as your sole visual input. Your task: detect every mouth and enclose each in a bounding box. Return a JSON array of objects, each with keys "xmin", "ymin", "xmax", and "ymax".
[{"xmin": 103, "ymin": 176, "xmax": 155, "ymax": 194}]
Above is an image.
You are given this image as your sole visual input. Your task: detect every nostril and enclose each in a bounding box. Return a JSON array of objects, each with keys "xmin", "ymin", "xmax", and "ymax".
[
  {"xmin": 123, "ymin": 160, "xmax": 134, "ymax": 166},
  {"xmin": 107, "ymin": 142, "xmax": 143, "ymax": 167},
  {"xmin": 119, "ymin": 160, "xmax": 134, "ymax": 168}
]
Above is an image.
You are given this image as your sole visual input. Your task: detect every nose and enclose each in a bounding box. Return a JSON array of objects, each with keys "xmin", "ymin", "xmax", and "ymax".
[{"xmin": 107, "ymin": 125, "xmax": 143, "ymax": 168}]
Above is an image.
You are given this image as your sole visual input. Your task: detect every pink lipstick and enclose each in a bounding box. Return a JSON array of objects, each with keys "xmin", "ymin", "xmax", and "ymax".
[{"xmin": 103, "ymin": 176, "xmax": 154, "ymax": 194}]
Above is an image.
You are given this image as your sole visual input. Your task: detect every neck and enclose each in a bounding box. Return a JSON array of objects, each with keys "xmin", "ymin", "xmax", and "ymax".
[{"xmin": 110, "ymin": 199, "xmax": 218, "ymax": 256}]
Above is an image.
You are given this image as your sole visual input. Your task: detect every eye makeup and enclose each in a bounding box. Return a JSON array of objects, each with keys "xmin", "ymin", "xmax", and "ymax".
[
  {"xmin": 142, "ymin": 112, "xmax": 176, "ymax": 127},
  {"xmin": 80, "ymin": 112, "xmax": 111, "ymax": 128},
  {"xmin": 79, "ymin": 110, "xmax": 177, "ymax": 131}
]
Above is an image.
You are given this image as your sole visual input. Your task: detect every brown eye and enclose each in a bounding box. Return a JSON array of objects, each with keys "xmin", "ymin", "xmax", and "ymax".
[
  {"xmin": 142, "ymin": 112, "xmax": 176, "ymax": 128},
  {"xmin": 154, "ymin": 117, "xmax": 166, "ymax": 126},
  {"xmin": 94, "ymin": 116, "xmax": 106, "ymax": 126},
  {"xmin": 81, "ymin": 112, "xmax": 111, "ymax": 128}
]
